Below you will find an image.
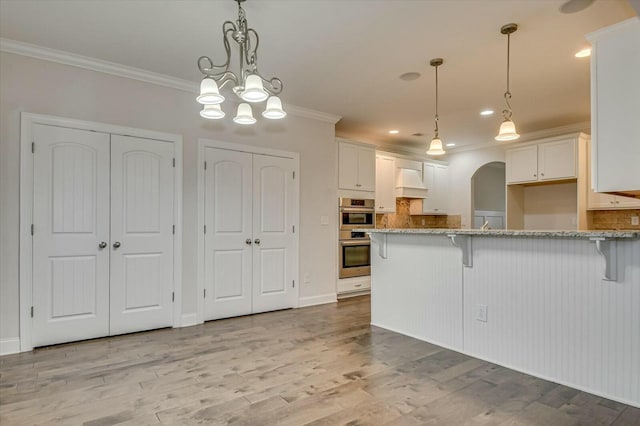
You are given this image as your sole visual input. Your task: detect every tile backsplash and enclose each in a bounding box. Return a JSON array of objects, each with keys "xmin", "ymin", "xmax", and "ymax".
[
  {"xmin": 376, "ymin": 198, "xmax": 461, "ymax": 229},
  {"xmin": 588, "ymin": 209, "xmax": 640, "ymax": 230}
]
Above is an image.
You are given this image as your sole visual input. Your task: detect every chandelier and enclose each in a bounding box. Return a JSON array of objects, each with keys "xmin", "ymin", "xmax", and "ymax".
[
  {"xmin": 196, "ymin": 0, "xmax": 286, "ymax": 124},
  {"xmin": 495, "ymin": 23, "xmax": 520, "ymax": 141}
]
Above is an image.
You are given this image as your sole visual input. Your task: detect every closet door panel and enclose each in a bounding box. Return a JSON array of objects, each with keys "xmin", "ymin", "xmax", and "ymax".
[{"xmin": 109, "ymin": 135, "xmax": 174, "ymax": 335}]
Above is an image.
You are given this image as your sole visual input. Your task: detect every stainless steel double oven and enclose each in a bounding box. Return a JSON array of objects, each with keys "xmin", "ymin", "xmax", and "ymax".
[{"xmin": 339, "ymin": 198, "xmax": 374, "ymax": 279}]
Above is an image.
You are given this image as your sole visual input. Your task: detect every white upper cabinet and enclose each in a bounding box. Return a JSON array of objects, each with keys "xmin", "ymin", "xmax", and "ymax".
[
  {"xmin": 375, "ymin": 154, "xmax": 396, "ymax": 213},
  {"xmin": 506, "ymin": 137, "xmax": 577, "ymax": 184},
  {"xmin": 338, "ymin": 141, "xmax": 375, "ymax": 192},
  {"xmin": 506, "ymin": 145, "xmax": 538, "ymax": 184},
  {"xmin": 587, "ymin": 18, "xmax": 640, "ymax": 196},
  {"xmin": 409, "ymin": 163, "xmax": 449, "ymax": 215}
]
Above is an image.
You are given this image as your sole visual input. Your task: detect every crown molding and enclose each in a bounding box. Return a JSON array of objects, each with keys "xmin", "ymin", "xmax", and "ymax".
[
  {"xmin": 0, "ymin": 38, "xmax": 342, "ymax": 124},
  {"xmin": 447, "ymin": 121, "xmax": 591, "ymax": 154}
]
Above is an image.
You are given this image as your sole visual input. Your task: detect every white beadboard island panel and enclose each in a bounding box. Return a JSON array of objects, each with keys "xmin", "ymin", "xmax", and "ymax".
[
  {"xmin": 370, "ymin": 233, "xmax": 463, "ymax": 352},
  {"xmin": 368, "ymin": 229, "xmax": 640, "ymax": 407},
  {"xmin": 464, "ymin": 236, "xmax": 640, "ymax": 407}
]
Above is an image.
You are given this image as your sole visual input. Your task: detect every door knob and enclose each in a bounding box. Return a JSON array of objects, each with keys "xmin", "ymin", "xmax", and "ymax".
[
  {"xmin": 245, "ymin": 238, "xmax": 252, "ymax": 245},
  {"xmin": 113, "ymin": 241, "xmax": 121, "ymax": 249},
  {"xmin": 98, "ymin": 241, "xmax": 107, "ymax": 249},
  {"xmin": 254, "ymin": 239, "xmax": 261, "ymax": 245}
]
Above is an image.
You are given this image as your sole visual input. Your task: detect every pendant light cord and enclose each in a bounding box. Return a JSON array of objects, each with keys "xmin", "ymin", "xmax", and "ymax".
[
  {"xmin": 503, "ymin": 32, "xmax": 513, "ymax": 120},
  {"xmin": 434, "ymin": 64, "xmax": 439, "ymax": 138}
]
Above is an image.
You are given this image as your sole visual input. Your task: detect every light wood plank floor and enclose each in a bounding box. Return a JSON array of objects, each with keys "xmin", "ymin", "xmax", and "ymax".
[{"xmin": 1, "ymin": 296, "xmax": 638, "ymax": 425}]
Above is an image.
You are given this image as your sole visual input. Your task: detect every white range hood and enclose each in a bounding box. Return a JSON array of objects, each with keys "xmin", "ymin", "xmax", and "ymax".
[{"xmin": 395, "ymin": 168, "xmax": 428, "ymax": 199}]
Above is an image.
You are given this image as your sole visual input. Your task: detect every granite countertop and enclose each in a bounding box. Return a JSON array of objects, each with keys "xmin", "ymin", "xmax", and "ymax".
[{"xmin": 363, "ymin": 228, "xmax": 640, "ymax": 239}]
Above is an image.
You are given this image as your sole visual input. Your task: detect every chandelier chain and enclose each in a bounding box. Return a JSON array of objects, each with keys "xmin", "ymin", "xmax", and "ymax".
[{"xmin": 434, "ymin": 64, "xmax": 439, "ymax": 137}]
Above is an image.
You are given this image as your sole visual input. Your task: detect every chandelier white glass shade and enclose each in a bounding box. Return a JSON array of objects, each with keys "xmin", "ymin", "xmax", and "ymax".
[
  {"xmin": 233, "ymin": 103, "xmax": 257, "ymax": 125},
  {"xmin": 495, "ymin": 23, "xmax": 520, "ymax": 142},
  {"xmin": 196, "ymin": 0, "xmax": 285, "ymax": 123},
  {"xmin": 427, "ymin": 58, "xmax": 446, "ymax": 156},
  {"xmin": 200, "ymin": 104, "xmax": 225, "ymax": 120}
]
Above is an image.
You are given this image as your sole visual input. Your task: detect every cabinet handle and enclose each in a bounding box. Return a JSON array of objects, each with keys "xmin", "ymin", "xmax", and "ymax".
[
  {"xmin": 113, "ymin": 241, "xmax": 121, "ymax": 249},
  {"xmin": 533, "ymin": 174, "xmax": 537, "ymax": 177},
  {"xmin": 615, "ymin": 200, "xmax": 620, "ymax": 204},
  {"xmin": 354, "ymin": 283, "xmax": 362, "ymax": 288},
  {"xmin": 245, "ymin": 238, "xmax": 252, "ymax": 245},
  {"xmin": 254, "ymin": 239, "xmax": 261, "ymax": 245},
  {"xmin": 541, "ymin": 173, "xmax": 545, "ymax": 177},
  {"xmin": 98, "ymin": 241, "xmax": 107, "ymax": 249},
  {"xmin": 355, "ymin": 184, "xmax": 362, "ymax": 187}
]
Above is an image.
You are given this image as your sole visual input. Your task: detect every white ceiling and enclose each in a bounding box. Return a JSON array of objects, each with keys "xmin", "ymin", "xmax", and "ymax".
[{"xmin": 0, "ymin": 0, "xmax": 636, "ymax": 154}]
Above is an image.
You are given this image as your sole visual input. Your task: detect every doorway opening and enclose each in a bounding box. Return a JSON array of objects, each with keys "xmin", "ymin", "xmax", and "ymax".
[{"xmin": 471, "ymin": 162, "xmax": 506, "ymax": 229}]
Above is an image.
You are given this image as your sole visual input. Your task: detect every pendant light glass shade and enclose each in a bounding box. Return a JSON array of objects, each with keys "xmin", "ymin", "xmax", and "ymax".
[
  {"xmin": 197, "ymin": 78, "xmax": 225, "ymax": 105},
  {"xmin": 241, "ymin": 75, "xmax": 269, "ymax": 103},
  {"xmin": 233, "ymin": 103, "xmax": 257, "ymax": 125},
  {"xmin": 426, "ymin": 138, "xmax": 445, "ymax": 156},
  {"xmin": 262, "ymin": 96, "xmax": 287, "ymax": 119},
  {"xmin": 200, "ymin": 104, "xmax": 225, "ymax": 120},
  {"xmin": 495, "ymin": 119, "xmax": 520, "ymax": 141}
]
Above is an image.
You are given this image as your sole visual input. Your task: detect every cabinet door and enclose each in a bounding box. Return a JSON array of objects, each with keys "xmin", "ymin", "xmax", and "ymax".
[
  {"xmin": 506, "ymin": 145, "xmax": 538, "ymax": 184},
  {"xmin": 590, "ymin": 19, "xmax": 640, "ymax": 193},
  {"xmin": 420, "ymin": 164, "xmax": 448, "ymax": 214},
  {"xmin": 614, "ymin": 195, "xmax": 640, "ymax": 209},
  {"xmin": 375, "ymin": 155, "xmax": 396, "ymax": 212},
  {"xmin": 538, "ymin": 138, "xmax": 577, "ymax": 181},
  {"xmin": 357, "ymin": 146, "xmax": 376, "ymax": 191},
  {"xmin": 588, "ymin": 189, "xmax": 618, "ymax": 210},
  {"xmin": 338, "ymin": 142, "xmax": 359, "ymax": 190}
]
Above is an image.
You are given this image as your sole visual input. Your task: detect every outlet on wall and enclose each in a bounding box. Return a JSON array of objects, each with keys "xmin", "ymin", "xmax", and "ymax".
[
  {"xmin": 632, "ymin": 216, "xmax": 639, "ymax": 226},
  {"xmin": 476, "ymin": 304, "xmax": 488, "ymax": 322}
]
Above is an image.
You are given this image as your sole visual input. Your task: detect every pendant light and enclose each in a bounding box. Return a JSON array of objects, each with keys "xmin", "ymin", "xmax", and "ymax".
[
  {"xmin": 427, "ymin": 58, "xmax": 446, "ymax": 156},
  {"xmin": 495, "ymin": 23, "xmax": 520, "ymax": 142}
]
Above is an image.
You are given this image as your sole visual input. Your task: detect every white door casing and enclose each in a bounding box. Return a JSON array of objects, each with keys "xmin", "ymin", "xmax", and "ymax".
[
  {"xmin": 252, "ymin": 154, "xmax": 297, "ymax": 313},
  {"xmin": 32, "ymin": 125, "xmax": 111, "ymax": 347},
  {"xmin": 109, "ymin": 135, "xmax": 175, "ymax": 335},
  {"xmin": 204, "ymin": 148, "xmax": 254, "ymax": 320}
]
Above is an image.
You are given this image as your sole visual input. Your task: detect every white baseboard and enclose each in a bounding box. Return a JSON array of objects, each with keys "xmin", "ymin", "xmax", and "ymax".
[
  {"xmin": 180, "ymin": 313, "xmax": 199, "ymax": 327},
  {"xmin": 0, "ymin": 338, "xmax": 21, "ymax": 356},
  {"xmin": 298, "ymin": 293, "xmax": 337, "ymax": 308}
]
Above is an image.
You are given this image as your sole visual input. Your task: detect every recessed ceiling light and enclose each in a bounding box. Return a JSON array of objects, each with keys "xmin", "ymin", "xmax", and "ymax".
[
  {"xmin": 575, "ymin": 48, "xmax": 591, "ymax": 58},
  {"xmin": 480, "ymin": 109, "xmax": 494, "ymax": 116},
  {"xmin": 399, "ymin": 72, "xmax": 421, "ymax": 81},
  {"xmin": 388, "ymin": 130, "xmax": 399, "ymax": 134},
  {"xmin": 445, "ymin": 143, "xmax": 456, "ymax": 147},
  {"xmin": 560, "ymin": 0, "xmax": 594, "ymax": 14}
]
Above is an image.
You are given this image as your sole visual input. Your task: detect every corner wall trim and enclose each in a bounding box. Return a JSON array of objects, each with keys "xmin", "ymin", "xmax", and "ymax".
[
  {"xmin": 0, "ymin": 338, "xmax": 21, "ymax": 356},
  {"xmin": 298, "ymin": 293, "xmax": 338, "ymax": 308},
  {"xmin": 0, "ymin": 38, "xmax": 342, "ymax": 124}
]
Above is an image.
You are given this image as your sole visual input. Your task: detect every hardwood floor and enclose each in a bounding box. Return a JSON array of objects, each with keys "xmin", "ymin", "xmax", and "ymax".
[{"xmin": 1, "ymin": 296, "xmax": 638, "ymax": 425}]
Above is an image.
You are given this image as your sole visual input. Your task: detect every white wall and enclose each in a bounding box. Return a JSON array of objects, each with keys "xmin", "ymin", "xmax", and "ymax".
[
  {"xmin": 446, "ymin": 146, "xmax": 506, "ymax": 228},
  {"xmin": 523, "ymin": 182, "xmax": 578, "ymax": 230},
  {"xmin": 0, "ymin": 52, "xmax": 338, "ymax": 344}
]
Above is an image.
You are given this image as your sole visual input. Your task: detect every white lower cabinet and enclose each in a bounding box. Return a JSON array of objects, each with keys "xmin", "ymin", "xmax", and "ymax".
[
  {"xmin": 32, "ymin": 124, "xmax": 176, "ymax": 347},
  {"xmin": 337, "ymin": 277, "xmax": 371, "ymax": 294},
  {"xmin": 203, "ymin": 147, "xmax": 298, "ymax": 321}
]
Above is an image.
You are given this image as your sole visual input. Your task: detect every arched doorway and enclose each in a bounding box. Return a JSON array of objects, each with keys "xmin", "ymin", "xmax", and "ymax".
[{"xmin": 470, "ymin": 162, "xmax": 506, "ymax": 229}]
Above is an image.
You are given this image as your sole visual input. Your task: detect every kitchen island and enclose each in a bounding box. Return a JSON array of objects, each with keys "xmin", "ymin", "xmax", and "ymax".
[{"xmin": 365, "ymin": 228, "xmax": 640, "ymax": 408}]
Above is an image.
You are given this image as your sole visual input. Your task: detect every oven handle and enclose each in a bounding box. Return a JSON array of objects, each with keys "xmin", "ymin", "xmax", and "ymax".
[
  {"xmin": 339, "ymin": 207, "xmax": 375, "ymax": 213},
  {"xmin": 339, "ymin": 240, "xmax": 371, "ymax": 246}
]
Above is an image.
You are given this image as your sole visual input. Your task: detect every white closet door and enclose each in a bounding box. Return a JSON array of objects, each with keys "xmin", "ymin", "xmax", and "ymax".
[
  {"xmin": 109, "ymin": 135, "xmax": 174, "ymax": 335},
  {"xmin": 204, "ymin": 148, "xmax": 253, "ymax": 320},
  {"xmin": 32, "ymin": 124, "xmax": 110, "ymax": 347},
  {"xmin": 252, "ymin": 155, "xmax": 297, "ymax": 313}
]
